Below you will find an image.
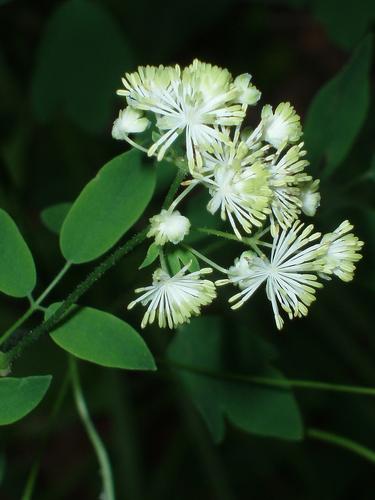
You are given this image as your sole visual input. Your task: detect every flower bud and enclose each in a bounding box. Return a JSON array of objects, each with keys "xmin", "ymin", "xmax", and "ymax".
[
  {"xmin": 148, "ymin": 210, "xmax": 191, "ymax": 246},
  {"xmin": 112, "ymin": 107, "xmax": 150, "ymax": 139}
]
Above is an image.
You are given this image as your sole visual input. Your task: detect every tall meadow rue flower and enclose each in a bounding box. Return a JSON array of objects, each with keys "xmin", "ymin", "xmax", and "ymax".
[
  {"xmin": 148, "ymin": 209, "xmax": 191, "ymax": 246},
  {"xmin": 196, "ymin": 137, "xmax": 271, "ymax": 239},
  {"xmin": 128, "ymin": 265, "xmax": 216, "ymax": 329},
  {"xmin": 112, "ymin": 107, "xmax": 150, "ymax": 138},
  {"xmin": 319, "ymin": 220, "xmax": 363, "ymax": 282},
  {"xmin": 117, "ymin": 60, "xmax": 254, "ymax": 171},
  {"xmin": 217, "ymin": 222, "xmax": 324, "ymax": 329},
  {"xmin": 299, "ymin": 179, "xmax": 321, "ymax": 217},
  {"xmin": 266, "ymin": 142, "xmax": 311, "ymax": 235},
  {"xmin": 261, "ymin": 102, "xmax": 302, "ymax": 149}
]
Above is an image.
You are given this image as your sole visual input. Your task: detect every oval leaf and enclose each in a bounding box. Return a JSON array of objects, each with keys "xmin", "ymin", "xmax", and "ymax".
[
  {"xmin": 0, "ymin": 209, "xmax": 36, "ymax": 297},
  {"xmin": 46, "ymin": 303, "xmax": 156, "ymax": 370},
  {"xmin": 31, "ymin": 0, "xmax": 133, "ymax": 134},
  {"xmin": 168, "ymin": 317, "xmax": 303, "ymax": 442},
  {"xmin": 60, "ymin": 150, "xmax": 155, "ymax": 263},
  {"xmin": 41, "ymin": 202, "xmax": 72, "ymax": 234},
  {"xmin": 0, "ymin": 375, "xmax": 51, "ymax": 425},
  {"xmin": 304, "ymin": 36, "xmax": 372, "ymax": 177}
]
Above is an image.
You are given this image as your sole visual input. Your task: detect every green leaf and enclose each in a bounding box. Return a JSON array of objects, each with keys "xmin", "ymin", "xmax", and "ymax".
[
  {"xmin": 139, "ymin": 242, "xmax": 159, "ymax": 270},
  {"xmin": 167, "ymin": 317, "xmax": 303, "ymax": 442},
  {"xmin": 0, "ymin": 209, "xmax": 36, "ymax": 297},
  {"xmin": 0, "ymin": 376, "xmax": 51, "ymax": 425},
  {"xmin": 60, "ymin": 149, "xmax": 156, "ymax": 263},
  {"xmin": 312, "ymin": 0, "xmax": 375, "ymax": 50},
  {"xmin": 46, "ymin": 303, "xmax": 156, "ymax": 371},
  {"xmin": 304, "ymin": 36, "xmax": 372, "ymax": 177},
  {"xmin": 31, "ymin": 0, "xmax": 133, "ymax": 134},
  {"xmin": 166, "ymin": 248, "xmax": 200, "ymax": 274},
  {"xmin": 41, "ymin": 202, "xmax": 72, "ymax": 235}
]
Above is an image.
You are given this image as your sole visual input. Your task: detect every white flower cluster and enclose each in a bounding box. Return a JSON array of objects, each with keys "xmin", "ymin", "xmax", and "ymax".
[{"xmin": 113, "ymin": 60, "xmax": 363, "ymax": 330}]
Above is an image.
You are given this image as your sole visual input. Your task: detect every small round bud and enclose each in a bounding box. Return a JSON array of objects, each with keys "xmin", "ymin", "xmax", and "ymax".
[
  {"xmin": 148, "ymin": 210, "xmax": 191, "ymax": 246},
  {"xmin": 112, "ymin": 107, "xmax": 150, "ymax": 139}
]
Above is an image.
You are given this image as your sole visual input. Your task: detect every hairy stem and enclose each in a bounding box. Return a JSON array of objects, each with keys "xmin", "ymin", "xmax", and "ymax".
[
  {"xmin": 0, "ymin": 262, "xmax": 72, "ymax": 347},
  {"xmin": 5, "ymin": 228, "xmax": 148, "ymax": 360},
  {"xmin": 69, "ymin": 357, "xmax": 115, "ymax": 500},
  {"xmin": 5, "ymin": 168, "xmax": 185, "ymax": 361}
]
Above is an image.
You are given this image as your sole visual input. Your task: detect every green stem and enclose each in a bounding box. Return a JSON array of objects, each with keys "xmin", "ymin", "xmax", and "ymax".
[
  {"xmin": 195, "ymin": 227, "xmax": 241, "ymax": 243},
  {"xmin": 0, "ymin": 262, "xmax": 72, "ymax": 347},
  {"xmin": 183, "ymin": 245, "xmax": 228, "ymax": 274},
  {"xmin": 307, "ymin": 428, "xmax": 375, "ymax": 464},
  {"xmin": 21, "ymin": 463, "xmax": 39, "ymax": 500},
  {"xmin": 5, "ymin": 228, "xmax": 148, "ymax": 360},
  {"xmin": 167, "ymin": 359, "xmax": 375, "ymax": 398},
  {"xmin": 5, "ymin": 168, "xmax": 185, "ymax": 361},
  {"xmin": 0, "ymin": 308, "xmax": 35, "ymax": 347},
  {"xmin": 162, "ymin": 168, "xmax": 187, "ymax": 209},
  {"xmin": 168, "ymin": 181, "xmax": 198, "ymax": 212},
  {"xmin": 69, "ymin": 357, "xmax": 115, "ymax": 500},
  {"xmin": 20, "ymin": 371, "xmax": 70, "ymax": 500},
  {"xmin": 34, "ymin": 261, "xmax": 72, "ymax": 307}
]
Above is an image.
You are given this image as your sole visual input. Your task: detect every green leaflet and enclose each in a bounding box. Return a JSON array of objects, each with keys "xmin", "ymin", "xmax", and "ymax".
[
  {"xmin": 0, "ymin": 209, "xmax": 36, "ymax": 297},
  {"xmin": 138, "ymin": 242, "xmax": 160, "ymax": 270},
  {"xmin": 41, "ymin": 202, "xmax": 72, "ymax": 235},
  {"xmin": 60, "ymin": 149, "xmax": 156, "ymax": 263},
  {"xmin": 166, "ymin": 248, "xmax": 200, "ymax": 274},
  {"xmin": 31, "ymin": 0, "xmax": 133, "ymax": 134},
  {"xmin": 0, "ymin": 376, "xmax": 52, "ymax": 425},
  {"xmin": 167, "ymin": 317, "xmax": 303, "ymax": 442},
  {"xmin": 46, "ymin": 303, "xmax": 156, "ymax": 371},
  {"xmin": 304, "ymin": 35, "xmax": 372, "ymax": 178}
]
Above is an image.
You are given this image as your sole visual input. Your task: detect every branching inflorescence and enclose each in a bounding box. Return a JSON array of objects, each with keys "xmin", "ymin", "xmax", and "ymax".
[{"xmin": 112, "ymin": 59, "xmax": 363, "ymax": 331}]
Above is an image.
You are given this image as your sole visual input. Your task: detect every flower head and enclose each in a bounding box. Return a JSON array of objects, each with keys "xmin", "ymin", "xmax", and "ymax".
[
  {"xmin": 117, "ymin": 60, "xmax": 255, "ymax": 170},
  {"xmin": 266, "ymin": 142, "xmax": 311, "ymax": 235},
  {"xmin": 261, "ymin": 102, "xmax": 302, "ymax": 149},
  {"xmin": 217, "ymin": 222, "xmax": 325, "ymax": 329},
  {"xmin": 148, "ymin": 209, "xmax": 191, "ymax": 246},
  {"xmin": 112, "ymin": 107, "xmax": 150, "ymax": 139},
  {"xmin": 319, "ymin": 220, "xmax": 363, "ymax": 282},
  {"xmin": 196, "ymin": 136, "xmax": 271, "ymax": 239},
  {"xmin": 128, "ymin": 265, "xmax": 216, "ymax": 329}
]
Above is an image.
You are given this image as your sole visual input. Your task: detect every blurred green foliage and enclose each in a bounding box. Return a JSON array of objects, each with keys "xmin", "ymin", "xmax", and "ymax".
[{"xmin": 1, "ymin": 0, "xmax": 375, "ymax": 499}]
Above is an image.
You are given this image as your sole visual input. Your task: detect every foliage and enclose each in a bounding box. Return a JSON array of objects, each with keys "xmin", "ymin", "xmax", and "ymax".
[{"xmin": 0, "ymin": 1, "xmax": 375, "ymax": 499}]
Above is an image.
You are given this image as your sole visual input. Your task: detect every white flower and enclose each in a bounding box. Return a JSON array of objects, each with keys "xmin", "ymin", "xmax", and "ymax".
[
  {"xmin": 196, "ymin": 136, "xmax": 271, "ymax": 239},
  {"xmin": 148, "ymin": 209, "xmax": 191, "ymax": 246},
  {"xmin": 299, "ymin": 179, "xmax": 321, "ymax": 217},
  {"xmin": 128, "ymin": 266, "xmax": 216, "ymax": 329},
  {"xmin": 217, "ymin": 222, "xmax": 325, "ymax": 329},
  {"xmin": 319, "ymin": 220, "xmax": 363, "ymax": 282},
  {"xmin": 261, "ymin": 102, "xmax": 302, "ymax": 149},
  {"xmin": 266, "ymin": 142, "xmax": 311, "ymax": 235},
  {"xmin": 117, "ymin": 60, "xmax": 248, "ymax": 170},
  {"xmin": 112, "ymin": 107, "xmax": 150, "ymax": 139},
  {"xmin": 233, "ymin": 73, "xmax": 261, "ymax": 105}
]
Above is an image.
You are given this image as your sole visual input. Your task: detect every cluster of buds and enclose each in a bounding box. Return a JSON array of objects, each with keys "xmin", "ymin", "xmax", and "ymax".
[{"xmin": 112, "ymin": 60, "xmax": 363, "ymax": 330}]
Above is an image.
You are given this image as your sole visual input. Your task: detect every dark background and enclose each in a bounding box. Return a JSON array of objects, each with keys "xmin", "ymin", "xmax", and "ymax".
[{"xmin": 1, "ymin": 0, "xmax": 375, "ymax": 498}]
